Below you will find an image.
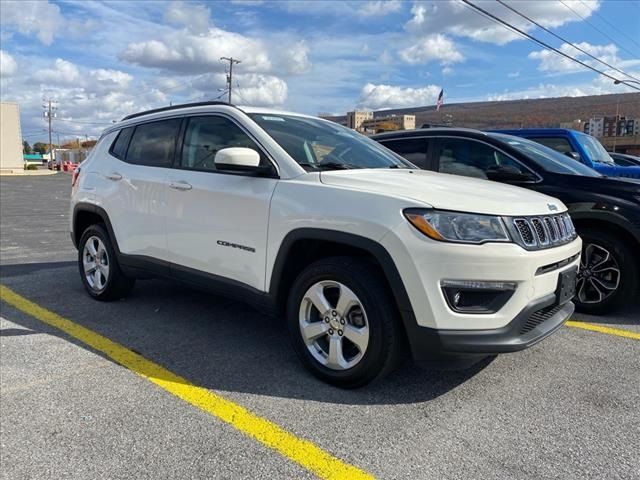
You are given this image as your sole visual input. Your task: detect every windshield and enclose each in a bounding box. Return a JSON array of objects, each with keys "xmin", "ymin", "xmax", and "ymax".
[
  {"xmin": 575, "ymin": 132, "xmax": 615, "ymax": 164},
  {"xmin": 248, "ymin": 113, "xmax": 413, "ymax": 171},
  {"xmin": 489, "ymin": 133, "xmax": 602, "ymax": 177}
]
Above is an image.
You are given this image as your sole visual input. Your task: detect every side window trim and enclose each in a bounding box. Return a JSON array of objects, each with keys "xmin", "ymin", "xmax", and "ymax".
[
  {"xmin": 174, "ymin": 113, "xmax": 279, "ymax": 178},
  {"xmin": 434, "ymin": 136, "xmax": 542, "ymax": 183}
]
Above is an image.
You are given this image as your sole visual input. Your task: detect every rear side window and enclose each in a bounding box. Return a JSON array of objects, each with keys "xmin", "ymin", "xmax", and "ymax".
[
  {"xmin": 531, "ymin": 137, "xmax": 573, "ymax": 154},
  {"xmin": 126, "ymin": 119, "xmax": 181, "ymax": 167},
  {"xmin": 110, "ymin": 127, "xmax": 134, "ymax": 159},
  {"xmin": 381, "ymin": 138, "xmax": 429, "ymax": 168}
]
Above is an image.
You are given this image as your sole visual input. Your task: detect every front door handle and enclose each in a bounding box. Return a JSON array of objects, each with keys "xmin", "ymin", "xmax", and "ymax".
[
  {"xmin": 105, "ymin": 172, "xmax": 122, "ymax": 181},
  {"xmin": 169, "ymin": 180, "xmax": 193, "ymax": 191}
]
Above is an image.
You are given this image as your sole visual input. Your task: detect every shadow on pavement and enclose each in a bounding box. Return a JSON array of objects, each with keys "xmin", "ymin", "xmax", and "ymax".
[
  {"xmin": 0, "ymin": 327, "xmax": 39, "ymax": 337},
  {"xmin": 1, "ymin": 263, "xmax": 495, "ymax": 406}
]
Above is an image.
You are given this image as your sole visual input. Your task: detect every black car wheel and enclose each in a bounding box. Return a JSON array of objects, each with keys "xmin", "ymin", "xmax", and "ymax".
[
  {"xmin": 574, "ymin": 229, "xmax": 638, "ymax": 315},
  {"xmin": 287, "ymin": 256, "xmax": 403, "ymax": 388}
]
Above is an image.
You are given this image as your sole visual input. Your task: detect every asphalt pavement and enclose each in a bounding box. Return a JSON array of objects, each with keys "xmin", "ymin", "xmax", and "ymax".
[{"xmin": 1, "ymin": 174, "xmax": 638, "ymax": 480}]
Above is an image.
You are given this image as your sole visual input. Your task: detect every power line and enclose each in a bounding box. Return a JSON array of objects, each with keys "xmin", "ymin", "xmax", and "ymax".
[
  {"xmin": 495, "ymin": 0, "xmax": 640, "ymax": 83},
  {"xmin": 459, "ymin": 0, "xmax": 640, "ymax": 92},
  {"xmin": 559, "ymin": 0, "xmax": 639, "ymax": 59},
  {"xmin": 578, "ymin": 0, "xmax": 640, "ymax": 51},
  {"xmin": 56, "ymin": 118, "xmax": 113, "ymax": 125}
]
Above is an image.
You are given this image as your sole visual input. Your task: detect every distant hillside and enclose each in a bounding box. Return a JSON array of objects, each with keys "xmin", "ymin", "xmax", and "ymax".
[{"xmin": 326, "ymin": 93, "xmax": 640, "ymax": 130}]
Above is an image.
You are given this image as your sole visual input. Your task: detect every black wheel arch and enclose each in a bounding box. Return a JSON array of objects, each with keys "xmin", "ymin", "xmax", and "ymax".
[
  {"xmin": 72, "ymin": 203, "xmax": 121, "ymax": 254},
  {"xmin": 268, "ymin": 229, "xmax": 422, "ymax": 357}
]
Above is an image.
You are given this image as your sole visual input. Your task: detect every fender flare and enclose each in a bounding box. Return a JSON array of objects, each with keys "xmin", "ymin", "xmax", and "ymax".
[
  {"xmin": 72, "ymin": 203, "xmax": 121, "ymax": 253},
  {"xmin": 268, "ymin": 228, "xmax": 420, "ymax": 352}
]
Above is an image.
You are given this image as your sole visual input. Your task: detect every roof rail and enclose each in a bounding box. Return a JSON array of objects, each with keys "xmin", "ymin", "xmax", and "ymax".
[{"xmin": 121, "ymin": 101, "xmax": 234, "ymax": 121}]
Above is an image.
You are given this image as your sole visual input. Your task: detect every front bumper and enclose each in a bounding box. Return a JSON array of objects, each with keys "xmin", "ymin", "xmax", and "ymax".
[{"xmin": 406, "ymin": 294, "xmax": 573, "ymax": 362}]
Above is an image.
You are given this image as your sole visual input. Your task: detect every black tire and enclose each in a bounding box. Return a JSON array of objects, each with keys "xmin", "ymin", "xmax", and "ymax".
[
  {"xmin": 574, "ymin": 228, "xmax": 638, "ymax": 315},
  {"xmin": 287, "ymin": 256, "xmax": 403, "ymax": 388},
  {"xmin": 78, "ymin": 224, "xmax": 135, "ymax": 301}
]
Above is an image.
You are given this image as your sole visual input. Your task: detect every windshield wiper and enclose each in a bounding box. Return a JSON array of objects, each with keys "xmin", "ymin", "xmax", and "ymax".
[{"xmin": 298, "ymin": 162, "xmax": 354, "ymax": 171}]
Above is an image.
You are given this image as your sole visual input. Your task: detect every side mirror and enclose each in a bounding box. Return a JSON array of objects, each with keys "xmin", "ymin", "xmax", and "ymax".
[
  {"xmin": 485, "ymin": 165, "xmax": 537, "ymax": 183},
  {"xmin": 214, "ymin": 147, "xmax": 262, "ymax": 172},
  {"xmin": 565, "ymin": 151, "xmax": 581, "ymax": 161}
]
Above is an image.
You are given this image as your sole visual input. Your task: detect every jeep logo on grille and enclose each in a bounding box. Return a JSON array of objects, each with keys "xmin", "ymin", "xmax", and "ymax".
[{"xmin": 547, "ymin": 203, "xmax": 558, "ymax": 212}]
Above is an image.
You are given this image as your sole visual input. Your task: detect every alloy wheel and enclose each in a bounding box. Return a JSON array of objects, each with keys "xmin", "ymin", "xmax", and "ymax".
[
  {"xmin": 83, "ymin": 236, "xmax": 110, "ymax": 292},
  {"xmin": 299, "ymin": 280, "xmax": 370, "ymax": 371},
  {"xmin": 576, "ymin": 243, "xmax": 621, "ymax": 304}
]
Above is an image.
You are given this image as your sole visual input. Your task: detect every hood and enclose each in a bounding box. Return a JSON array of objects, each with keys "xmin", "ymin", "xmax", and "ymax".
[{"xmin": 320, "ymin": 169, "xmax": 566, "ymax": 216}]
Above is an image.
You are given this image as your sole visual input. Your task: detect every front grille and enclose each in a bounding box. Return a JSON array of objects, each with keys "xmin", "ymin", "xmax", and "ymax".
[
  {"xmin": 509, "ymin": 213, "xmax": 576, "ymax": 250},
  {"xmin": 520, "ymin": 303, "xmax": 564, "ymax": 334}
]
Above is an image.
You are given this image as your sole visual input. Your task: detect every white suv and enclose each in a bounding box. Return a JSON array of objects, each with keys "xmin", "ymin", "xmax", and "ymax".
[{"xmin": 71, "ymin": 102, "xmax": 581, "ymax": 387}]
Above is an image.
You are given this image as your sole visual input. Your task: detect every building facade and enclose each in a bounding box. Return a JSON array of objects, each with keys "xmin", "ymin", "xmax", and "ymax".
[
  {"xmin": 360, "ymin": 114, "xmax": 416, "ymax": 133},
  {"xmin": 346, "ymin": 110, "xmax": 374, "ymax": 131},
  {"xmin": 0, "ymin": 102, "xmax": 24, "ymax": 173},
  {"xmin": 585, "ymin": 115, "xmax": 638, "ymax": 138}
]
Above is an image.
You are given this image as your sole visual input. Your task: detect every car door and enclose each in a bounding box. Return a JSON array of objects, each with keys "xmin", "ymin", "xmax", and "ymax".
[
  {"xmin": 99, "ymin": 118, "xmax": 181, "ymax": 266},
  {"xmin": 165, "ymin": 114, "xmax": 279, "ymax": 291},
  {"xmin": 433, "ymin": 137, "xmax": 539, "ymax": 183},
  {"xmin": 378, "ymin": 137, "xmax": 433, "ymax": 170}
]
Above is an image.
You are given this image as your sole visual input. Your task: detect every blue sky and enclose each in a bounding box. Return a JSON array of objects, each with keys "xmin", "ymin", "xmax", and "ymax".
[{"xmin": 1, "ymin": 0, "xmax": 639, "ymax": 143}]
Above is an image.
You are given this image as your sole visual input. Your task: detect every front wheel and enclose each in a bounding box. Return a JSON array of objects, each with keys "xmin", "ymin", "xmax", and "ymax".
[
  {"xmin": 574, "ymin": 229, "xmax": 638, "ymax": 315},
  {"xmin": 287, "ymin": 257, "xmax": 402, "ymax": 388}
]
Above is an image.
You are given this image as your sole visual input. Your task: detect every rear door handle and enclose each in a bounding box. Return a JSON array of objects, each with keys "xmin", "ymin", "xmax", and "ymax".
[
  {"xmin": 105, "ymin": 172, "xmax": 122, "ymax": 181},
  {"xmin": 169, "ymin": 180, "xmax": 192, "ymax": 191}
]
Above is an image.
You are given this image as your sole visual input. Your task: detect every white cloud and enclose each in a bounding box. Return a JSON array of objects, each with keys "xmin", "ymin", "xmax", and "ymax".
[
  {"xmin": 0, "ymin": 0, "xmax": 64, "ymax": 45},
  {"xmin": 164, "ymin": 1, "xmax": 211, "ymax": 35},
  {"xmin": 358, "ymin": 83, "xmax": 441, "ymax": 109},
  {"xmin": 120, "ymin": 28, "xmax": 272, "ymax": 74},
  {"xmin": 529, "ymin": 42, "xmax": 620, "ymax": 73},
  {"xmin": 486, "ymin": 69, "xmax": 640, "ymax": 101},
  {"xmin": 234, "ymin": 74, "xmax": 288, "ymax": 106},
  {"xmin": 406, "ymin": 0, "xmax": 601, "ymax": 45},
  {"xmin": 400, "ymin": 34, "xmax": 463, "ymax": 65},
  {"xmin": 359, "ymin": 0, "xmax": 402, "ymax": 16},
  {"xmin": 278, "ymin": 41, "xmax": 311, "ymax": 75},
  {"xmin": 37, "ymin": 59, "xmax": 81, "ymax": 85},
  {"xmin": 0, "ymin": 50, "xmax": 17, "ymax": 77}
]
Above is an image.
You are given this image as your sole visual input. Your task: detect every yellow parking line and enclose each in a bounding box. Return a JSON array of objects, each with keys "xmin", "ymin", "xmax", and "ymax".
[
  {"xmin": 0, "ymin": 285, "xmax": 373, "ymax": 480},
  {"xmin": 566, "ymin": 320, "xmax": 640, "ymax": 341}
]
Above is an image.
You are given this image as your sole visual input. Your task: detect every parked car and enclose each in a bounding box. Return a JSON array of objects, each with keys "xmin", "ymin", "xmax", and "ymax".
[
  {"xmin": 490, "ymin": 128, "xmax": 640, "ymax": 179},
  {"xmin": 373, "ymin": 128, "xmax": 640, "ymax": 315},
  {"xmin": 609, "ymin": 152, "xmax": 640, "ymax": 167},
  {"xmin": 71, "ymin": 102, "xmax": 581, "ymax": 387}
]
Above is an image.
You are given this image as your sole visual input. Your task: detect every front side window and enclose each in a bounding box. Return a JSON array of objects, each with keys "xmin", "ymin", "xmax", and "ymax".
[
  {"xmin": 381, "ymin": 138, "xmax": 429, "ymax": 169},
  {"xmin": 249, "ymin": 113, "xmax": 413, "ymax": 171},
  {"xmin": 180, "ymin": 116, "xmax": 266, "ymax": 171},
  {"xmin": 530, "ymin": 136, "xmax": 573, "ymax": 154},
  {"xmin": 436, "ymin": 138, "xmax": 534, "ymax": 182},
  {"xmin": 126, "ymin": 119, "xmax": 181, "ymax": 167}
]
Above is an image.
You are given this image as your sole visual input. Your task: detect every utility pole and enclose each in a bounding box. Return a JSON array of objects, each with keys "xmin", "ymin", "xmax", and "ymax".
[
  {"xmin": 43, "ymin": 98, "xmax": 57, "ymax": 169},
  {"xmin": 220, "ymin": 56, "xmax": 241, "ymax": 104}
]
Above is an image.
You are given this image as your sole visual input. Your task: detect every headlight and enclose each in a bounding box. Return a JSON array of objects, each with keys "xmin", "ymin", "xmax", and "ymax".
[{"xmin": 404, "ymin": 209, "xmax": 511, "ymax": 244}]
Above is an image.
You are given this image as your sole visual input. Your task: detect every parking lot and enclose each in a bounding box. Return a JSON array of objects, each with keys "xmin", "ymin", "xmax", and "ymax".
[{"xmin": 1, "ymin": 173, "xmax": 638, "ymax": 479}]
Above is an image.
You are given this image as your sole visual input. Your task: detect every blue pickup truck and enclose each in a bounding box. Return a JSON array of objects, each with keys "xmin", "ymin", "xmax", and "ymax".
[{"xmin": 491, "ymin": 128, "xmax": 640, "ymax": 179}]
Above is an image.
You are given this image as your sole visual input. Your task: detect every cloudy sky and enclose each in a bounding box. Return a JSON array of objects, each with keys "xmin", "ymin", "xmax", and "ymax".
[{"xmin": 1, "ymin": 0, "xmax": 639, "ymax": 143}]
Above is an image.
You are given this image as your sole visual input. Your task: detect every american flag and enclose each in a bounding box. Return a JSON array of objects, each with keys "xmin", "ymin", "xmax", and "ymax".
[{"xmin": 436, "ymin": 89, "xmax": 444, "ymax": 111}]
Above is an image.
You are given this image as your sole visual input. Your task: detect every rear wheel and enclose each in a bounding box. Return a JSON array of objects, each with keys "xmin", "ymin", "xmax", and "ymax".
[
  {"xmin": 574, "ymin": 229, "xmax": 637, "ymax": 315},
  {"xmin": 287, "ymin": 257, "xmax": 402, "ymax": 388},
  {"xmin": 78, "ymin": 224, "xmax": 135, "ymax": 301}
]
